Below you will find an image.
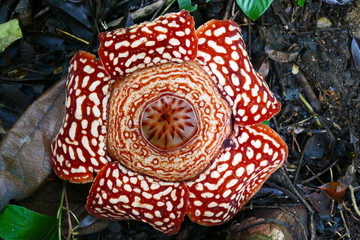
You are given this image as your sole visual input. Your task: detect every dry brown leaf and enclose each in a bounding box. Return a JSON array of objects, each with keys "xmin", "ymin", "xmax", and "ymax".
[
  {"xmin": 319, "ymin": 182, "xmax": 346, "ymax": 203},
  {"xmin": 0, "ymin": 78, "xmax": 66, "ymax": 210}
]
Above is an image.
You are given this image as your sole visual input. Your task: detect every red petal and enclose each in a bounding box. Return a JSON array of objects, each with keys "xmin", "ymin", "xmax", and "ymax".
[
  {"xmin": 196, "ymin": 20, "xmax": 281, "ymax": 125},
  {"xmin": 98, "ymin": 10, "xmax": 197, "ymax": 77},
  {"xmin": 51, "ymin": 51, "xmax": 112, "ymax": 183},
  {"xmin": 86, "ymin": 162, "xmax": 188, "ymax": 235},
  {"xmin": 186, "ymin": 124, "xmax": 288, "ymax": 225}
]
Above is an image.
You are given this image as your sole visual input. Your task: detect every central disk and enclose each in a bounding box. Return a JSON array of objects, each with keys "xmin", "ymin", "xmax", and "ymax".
[
  {"xmin": 106, "ymin": 61, "xmax": 232, "ymax": 181},
  {"xmin": 141, "ymin": 95, "xmax": 198, "ymax": 150}
]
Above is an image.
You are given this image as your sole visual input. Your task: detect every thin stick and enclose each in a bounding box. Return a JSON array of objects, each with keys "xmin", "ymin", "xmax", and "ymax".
[
  {"xmin": 279, "ymin": 167, "xmax": 316, "ymax": 239},
  {"xmin": 293, "ymin": 151, "xmax": 305, "ymax": 184},
  {"xmin": 56, "ymin": 182, "xmax": 66, "ymax": 239},
  {"xmin": 300, "ymin": 159, "xmax": 340, "ymax": 184},
  {"xmin": 299, "ymin": 93, "xmax": 322, "ymax": 128},
  {"xmin": 151, "ymin": 0, "xmax": 168, "ymax": 20},
  {"xmin": 339, "ymin": 209, "xmax": 351, "ymax": 238},
  {"xmin": 56, "ymin": 28, "xmax": 89, "ymax": 45},
  {"xmin": 349, "ymin": 185, "xmax": 360, "ymax": 218},
  {"xmin": 294, "ymin": 67, "xmax": 321, "ymax": 112},
  {"xmin": 160, "ymin": 0, "xmax": 176, "ymax": 16},
  {"xmin": 63, "ymin": 187, "xmax": 73, "ymax": 240}
]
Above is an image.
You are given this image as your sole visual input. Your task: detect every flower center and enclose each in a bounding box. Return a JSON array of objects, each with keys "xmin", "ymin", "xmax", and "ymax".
[
  {"xmin": 106, "ymin": 61, "xmax": 232, "ymax": 181},
  {"xmin": 141, "ymin": 95, "xmax": 198, "ymax": 150}
]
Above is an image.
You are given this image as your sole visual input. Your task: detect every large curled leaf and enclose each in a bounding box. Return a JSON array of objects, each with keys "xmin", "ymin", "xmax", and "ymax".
[
  {"xmin": 235, "ymin": 0, "xmax": 273, "ymax": 21},
  {"xmin": 0, "ymin": 19, "xmax": 23, "ymax": 52},
  {"xmin": 0, "ymin": 204, "xmax": 58, "ymax": 240},
  {"xmin": 0, "ymin": 78, "xmax": 66, "ymax": 211}
]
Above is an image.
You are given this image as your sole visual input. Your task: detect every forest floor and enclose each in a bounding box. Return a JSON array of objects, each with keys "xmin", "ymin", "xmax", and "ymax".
[{"xmin": 0, "ymin": 0, "xmax": 360, "ymax": 239}]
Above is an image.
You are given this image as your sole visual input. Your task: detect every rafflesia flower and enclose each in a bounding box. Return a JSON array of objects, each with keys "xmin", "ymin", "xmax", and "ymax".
[{"xmin": 51, "ymin": 10, "xmax": 288, "ymax": 235}]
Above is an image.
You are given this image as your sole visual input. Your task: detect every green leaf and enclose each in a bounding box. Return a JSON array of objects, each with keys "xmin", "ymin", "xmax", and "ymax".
[
  {"xmin": 0, "ymin": 204, "xmax": 58, "ymax": 240},
  {"xmin": 0, "ymin": 19, "xmax": 23, "ymax": 52},
  {"xmin": 297, "ymin": 0, "xmax": 305, "ymax": 7},
  {"xmin": 178, "ymin": 0, "xmax": 198, "ymax": 12},
  {"xmin": 235, "ymin": 0, "xmax": 273, "ymax": 21}
]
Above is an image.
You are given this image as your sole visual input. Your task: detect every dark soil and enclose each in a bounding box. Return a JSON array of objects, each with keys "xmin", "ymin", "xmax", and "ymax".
[{"xmin": 1, "ymin": 0, "xmax": 359, "ymax": 239}]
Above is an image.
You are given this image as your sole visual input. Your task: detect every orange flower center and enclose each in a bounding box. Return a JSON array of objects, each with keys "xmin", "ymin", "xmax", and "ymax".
[
  {"xmin": 141, "ymin": 95, "xmax": 198, "ymax": 150},
  {"xmin": 106, "ymin": 61, "xmax": 232, "ymax": 181}
]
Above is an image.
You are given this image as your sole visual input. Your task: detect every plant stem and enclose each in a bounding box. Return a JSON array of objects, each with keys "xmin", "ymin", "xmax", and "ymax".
[{"xmin": 56, "ymin": 182, "xmax": 66, "ymax": 240}]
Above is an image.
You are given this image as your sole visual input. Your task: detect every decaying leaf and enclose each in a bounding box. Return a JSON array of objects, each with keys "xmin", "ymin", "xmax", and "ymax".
[
  {"xmin": 228, "ymin": 205, "xmax": 308, "ymax": 239},
  {"xmin": 351, "ymin": 37, "xmax": 360, "ymax": 71},
  {"xmin": 0, "ymin": 19, "xmax": 23, "ymax": 52},
  {"xmin": 265, "ymin": 45, "xmax": 300, "ymax": 62},
  {"xmin": 317, "ymin": 17, "xmax": 332, "ymax": 29},
  {"xmin": 322, "ymin": 0, "xmax": 354, "ymax": 5},
  {"xmin": 319, "ymin": 182, "xmax": 346, "ymax": 202},
  {"xmin": 308, "ymin": 189, "xmax": 332, "ymax": 215},
  {"xmin": 0, "ymin": 78, "xmax": 66, "ymax": 211}
]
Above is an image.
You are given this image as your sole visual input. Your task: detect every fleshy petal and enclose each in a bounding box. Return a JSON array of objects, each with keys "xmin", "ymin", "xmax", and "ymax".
[
  {"xmin": 51, "ymin": 51, "xmax": 113, "ymax": 183},
  {"xmin": 196, "ymin": 20, "xmax": 281, "ymax": 125},
  {"xmin": 186, "ymin": 123, "xmax": 288, "ymax": 225},
  {"xmin": 99, "ymin": 10, "xmax": 197, "ymax": 77},
  {"xmin": 86, "ymin": 162, "xmax": 188, "ymax": 235}
]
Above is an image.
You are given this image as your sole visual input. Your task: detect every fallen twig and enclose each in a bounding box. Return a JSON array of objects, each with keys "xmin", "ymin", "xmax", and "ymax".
[{"xmin": 349, "ymin": 185, "xmax": 360, "ymax": 218}]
